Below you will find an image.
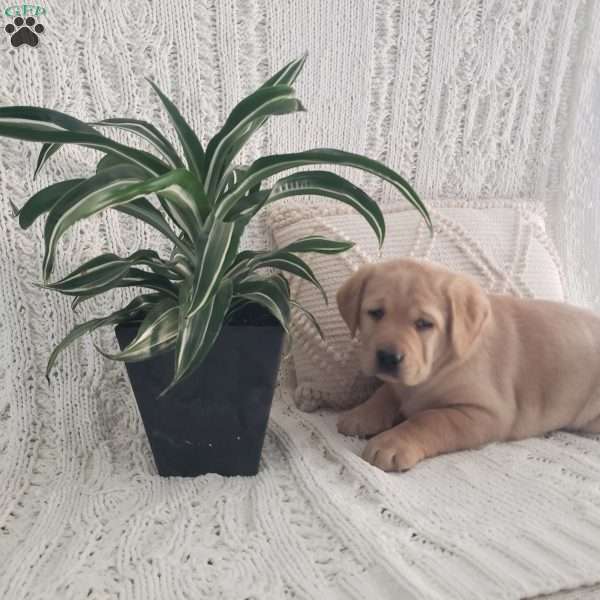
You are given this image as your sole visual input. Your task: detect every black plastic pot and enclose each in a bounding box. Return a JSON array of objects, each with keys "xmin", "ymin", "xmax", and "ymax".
[{"xmin": 115, "ymin": 303, "xmax": 285, "ymax": 478}]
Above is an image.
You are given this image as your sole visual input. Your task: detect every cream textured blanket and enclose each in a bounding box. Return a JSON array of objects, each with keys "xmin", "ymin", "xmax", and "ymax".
[{"xmin": 1, "ymin": 1, "xmax": 600, "ymax": 598}]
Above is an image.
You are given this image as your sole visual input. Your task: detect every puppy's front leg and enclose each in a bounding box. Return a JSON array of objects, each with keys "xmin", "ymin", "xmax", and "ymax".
[
  {"xmin": 363, "ymin": 406, "xmax": 498, "ymax": 472},
  {"xmin": 337, "ymin": 385, "xmax": 402, "ymax": 438}
]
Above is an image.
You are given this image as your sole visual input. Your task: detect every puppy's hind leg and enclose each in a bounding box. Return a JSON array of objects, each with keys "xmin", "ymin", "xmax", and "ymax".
[{"xmin": 337, "ymin": 385, "xmax": 402, "ymax": 438}]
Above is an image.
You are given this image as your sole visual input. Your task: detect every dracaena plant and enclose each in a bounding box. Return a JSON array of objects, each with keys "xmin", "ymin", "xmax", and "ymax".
[{"xmin": 0, "ymin": 55, "xmax": 431, "ymax": 393}]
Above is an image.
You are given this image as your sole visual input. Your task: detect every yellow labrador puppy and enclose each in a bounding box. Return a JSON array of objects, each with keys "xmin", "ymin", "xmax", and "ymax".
[{"xmin": 336, "ymin": 259, "xmax": 600, "ymax": 472}]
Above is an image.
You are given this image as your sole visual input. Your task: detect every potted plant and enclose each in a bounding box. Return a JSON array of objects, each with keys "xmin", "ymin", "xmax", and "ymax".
[{"xmin": 0, "ymin": 55, "xmax": 431, "ymax": 477}]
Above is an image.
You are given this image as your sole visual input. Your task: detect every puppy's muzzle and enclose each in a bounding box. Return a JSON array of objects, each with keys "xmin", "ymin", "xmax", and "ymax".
[{"xmin": 376, "ymin": 348, "xmax": 404, "ymax": 375}]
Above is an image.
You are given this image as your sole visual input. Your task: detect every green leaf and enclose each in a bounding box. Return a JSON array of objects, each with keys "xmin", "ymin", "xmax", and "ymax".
[
  {"xmin": 42, "ymin": 165, "xmax": 146, "ymax": 278},
  {"xmin": 234, "ymin": 276, "xmax": 290, "ymax": 332},
  {"xmin": 137, "ymin": 257, "xmax": 184, "ymax": 281},
  {"xmin": 46, "ymin": 293, "xmax": 160, "ymax": 377},
  {"xmin": 32, "ymin": 113, "xmax": 99, "ymax": 179},
  {"xmin": 42, "ymin": 166, "xmax": 206, "ymax": 278},
  {"xmin": 224, "ymin": 189, "xmax": 270, "ymax": 222},
  {"xmin": 42, "ymin": 250, "xmax": 164, "ymax": 295},
  {"xmin": 260, "ymin": 54, "xmax": 307, "ymax": 88},
  {"xmin": 0, "ymin": 106, "xmax": 168, "ymax": 176},
  {"xmin": 248, "ymin": 251, "xmax": 327, "ymax": 304},
  {"xmin": 12, "ymin": 178, "xmax": 85, "ymax": 229},
  {"xmin": 217, "ymin": 149, "xmax": 431, "ymax": 238},
  {"xmin": 170, "ymin": 249, "xmax": 194, "ymax": 279},
  {"xmin": 34, "ymin": 143, "xmax": 61, "ymax": 179},
  {"xmin": 273, "ymin": 272, "xmax": 291, "ymax": 297},
  {"xmin": 209, "ymin": 53, "xmax": 309, "ymax": 198},
  {"xmin": 186, "ymin": 218, "xmax": 237, "ymax": 318},
  {"xmin": 94, "ymin": 118, "xmax": 184, "ymax": 169},
  {"xmin": 111, "ymin": 269, "xmax": 179, "ymax": 296},
  {"xmin": 208, "ymin": 55, "xmax": 307, "ymax": 201},
  {"xmin": 169, "ymin": 278, "xmax": 233, "ymax": 392},
  {"xmin": 99, "ymin": 299, "xmax": 179, "ymax": 362},
  {"xmin": 96, "ymin": 152, "xmax": 133, "ymax": 173},
  {"xmin": 95, "ymin": 153, "xmax": 196, "ymax": 230},
  {"xmin": 118, "ymin": 168, "xmax": 208, "ymax": 237},
  {"xmin": 44, "ymin": 253, "xmax": 137, "ymax": 294},
  {"xmin": 226, "ymin": 170, "xmax": 385, "ymax": 244},
  {"xmin": 146, "ymin": 79, "xmax": 205, "ymax": 184},
  {"xmin": 290, "ymin": 300, "xmax": 324, "ymax": 339},
  {"xmin": 204, "ymin": 85, "xmax": 305, "ymax": 195},
  {"xmin": 115, "ymin": 197, "xmax": 194, "ymax": 261},
  {"xmin": 70, "ymin": 267, "xmax": 179, "ymax": 310},
  {"xmin": 225, "ymin": 249, "xmax": 259, "ymax": 281},
  {"xmin": 278, "ymin": 235, "xmax": 354, "ymax": 255}
]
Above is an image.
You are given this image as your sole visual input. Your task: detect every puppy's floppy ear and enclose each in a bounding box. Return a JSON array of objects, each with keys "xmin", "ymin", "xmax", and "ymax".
[
  {"xmin": 446, "ymin": 275, "xmax": 490, "ymax": 358},
  {"xmin": 336, "ymin": 264, "xmax": 374, "ymax": 337}
]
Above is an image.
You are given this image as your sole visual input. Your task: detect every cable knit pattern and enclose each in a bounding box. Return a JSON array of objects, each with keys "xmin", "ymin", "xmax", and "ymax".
[{"xmin": 1, "ymin": 1, "xmax": 600, "ymax": 598}]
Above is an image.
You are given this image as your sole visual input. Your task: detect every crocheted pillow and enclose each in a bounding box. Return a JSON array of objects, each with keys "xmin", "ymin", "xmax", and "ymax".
[{"xmin": 265, "ymin": 200, "xmax": 566, "ymax": 412}]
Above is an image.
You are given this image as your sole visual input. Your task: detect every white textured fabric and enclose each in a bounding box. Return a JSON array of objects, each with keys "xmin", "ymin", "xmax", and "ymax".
[
  {"xmin": 1, "ymin": 1, "xmax": 600, "ymax": 599},
  {"xmin": 550, "ymin": 1, "xmax": 600, "ymax": 310},
  {"xmin": 266, "ymin": 200, "xmax": 566, "ymax": 411}
]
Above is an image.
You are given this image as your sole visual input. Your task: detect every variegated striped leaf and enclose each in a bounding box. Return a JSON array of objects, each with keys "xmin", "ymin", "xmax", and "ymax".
[
  {"xmin": 111, "ymin": 269, "xmax": 179, "ymax": 297},
  {"xmin": 204, "ymin": 85, "xmax": 305, "ymax": 196},
  {"xmin": 99, "ymin": 299, "xmax": 179, "ymax": 362},
  {"xmin": 217, "ymin": 150, "xmax": 431, "ymax": 238},
  {"xmin": 110, "ymin": 167, "xmax": 209, "ymax": 238},
  {"xmin": 206, "ymin": 55, "xmax": 307, "ymax": 201},
  {"xmin": 95, "ymin": 153, "xmax": 191, "ymax": 229},
  {"xmin": 0, "ymin": 106, "xmax": 168, "ymax": 176},
  {"xmin": 70, "ymin": 268, "xmax": 179, "ymax": 310},
  {"xmin": 46, "ymin": 293, "xmax": 161, "ymax": 377},
  {"xmin": 290, "ymin": 300, "xmax": 324, "ymax": 340},
  {"xmin": 42, "ymin": 165, "xmax": 147, "ymax": 278},
  {"xmin": 210, "ymin": 53, "xmax": 308, "ymax": 199},
  {"xmin": 227, "ymin": 236, "xmax": 352, "ymax": 290},
  {"xmin": 32, "ymin": 112, "xmax": 98, "ymax": 178},
  {"xmin": 12, "ymin": 178, "xmax": 84, "ymax": 229},
  {"xmin": 42, "ymin": 250, "xmax": 175, "ymax": 296},
  {"xmin": 225, "ymin": 55, "xmax": 308, "ymax": 172},
  {"xmin": 224, "ymin": 189, "xmax": 270, "ymax": 223},
  {"xmin": 42, "ymin": 166, "xmax": 206, "ymax": 279},
  {"xmin": 147, "ymin": 79, "xmax": 205, "ymax": 184},
  {"xmin": 276, "ymin": 235, "xmax": 354, "ymax": 255},
  {"xmin": 222, "ymin": 170, "xmax": 386, "ymax": 244},
  {"xmin": 96, "ymin": 152, "xmax": 132, "ymax": 173},
  {"xmin": 44, "ymin": 253, "xmax": 139, "ymax": 295},
  {"xmin": 186, "ymin": 218, "xmax": 238, "ymax": 318},
  {"xmin": 234, "ymin": 276, "xmax": 290, "ymax": 332},
  {"xmin": 115, "ymin": 197, "xmax": 194, "ymax": 261},
  {"xmin": 224, "ymin": 249, "xmax": 259, "ymax": 281},
  {"xmin": 94, "ymin": 118, "xmax": 184, "ymax": 169},
  {"xmin": 34, "ymin": 143, "xmax": 61, "ymax": 179},
  {"xmin": 248, "ymin": 251, "xmax": 327, "ymax": 304},
  {"xmin": 136, "ymin": 257, "xmax": 184, "ymax": 281},
  {"xmin": 261, "ymin": 54, "xmax": 307, "ymax": 88},
  {"xmin": 168, "ymin": 278, "xmax": 233, "ymax": 392}
]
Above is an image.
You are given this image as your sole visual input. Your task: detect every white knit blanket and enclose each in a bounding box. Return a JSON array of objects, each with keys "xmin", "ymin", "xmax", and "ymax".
[
  {"xmin": 2, "ymin": 1, "xmax": 600, "ymax": 598},
  {"xmin": 3, "ymin": 367, "xmax": 600, "ymax": 599}
]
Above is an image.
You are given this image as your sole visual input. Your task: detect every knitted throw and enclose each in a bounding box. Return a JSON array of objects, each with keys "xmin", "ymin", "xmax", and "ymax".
[{"xmin": 1, "ymin": 1, "xmax": 600, "ymax": 598}]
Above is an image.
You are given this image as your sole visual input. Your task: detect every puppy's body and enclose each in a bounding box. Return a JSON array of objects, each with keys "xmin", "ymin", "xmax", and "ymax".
[{"xmin": 336, "ymin": 260, "xmax": 600, "ymax": 471}]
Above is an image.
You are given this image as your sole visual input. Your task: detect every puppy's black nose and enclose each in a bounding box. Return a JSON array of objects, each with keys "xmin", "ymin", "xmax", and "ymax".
[{"xmin": 376, "ymin": 348, "xmax": 404, "ymax": 373}]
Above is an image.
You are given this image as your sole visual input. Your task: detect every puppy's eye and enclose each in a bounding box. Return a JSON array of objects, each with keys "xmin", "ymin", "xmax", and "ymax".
[
  {"xmin": 415, "ymin": 318, "xmax": 433, "ymax": 331},
  {"xmin": 368, "ymin": 308, "xmax": 385, "ymax": 321}
]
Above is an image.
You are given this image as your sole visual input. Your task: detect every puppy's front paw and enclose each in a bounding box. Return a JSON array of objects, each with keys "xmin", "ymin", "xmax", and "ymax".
[
  {"xmin": 337, "ymin": 406, "xmax": 396, "ymax": 438},
  {"xmin": 362, "ymin": 431, "xmax": 424, "ymax": 472}
]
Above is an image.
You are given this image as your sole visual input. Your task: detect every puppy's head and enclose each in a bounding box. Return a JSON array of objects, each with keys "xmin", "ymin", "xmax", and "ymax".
[{"xmin": 336, "ymin": 259, "xmax": 490, "ymax": 386}]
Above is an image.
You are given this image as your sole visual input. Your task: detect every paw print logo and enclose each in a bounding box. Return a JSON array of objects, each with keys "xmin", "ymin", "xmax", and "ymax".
[{"xmin": 4, "ymin": 16, "xmax": 44, "ymax": 47}]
